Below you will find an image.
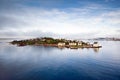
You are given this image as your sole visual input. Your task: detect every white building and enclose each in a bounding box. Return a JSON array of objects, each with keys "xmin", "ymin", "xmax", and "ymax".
[
  {"xmin": 69, "ymin": 43, "xmax": 77, "ymax": 46},
  {"xmin": 93, "ymin": 42, "xmax": 99, "ymax": 47},
  {"xmin": 78, "ymin": 41, "xmax": 82, "ymax": 46},
  {"xmin": 86, "ymin": 42, "xmax": 90, "ymax": 45},
  {"xmin": 58, "ymin": 42, "xmax": 65, "ymax": 46}
]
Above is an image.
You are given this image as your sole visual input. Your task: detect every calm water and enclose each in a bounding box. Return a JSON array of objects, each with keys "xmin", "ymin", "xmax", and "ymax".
[{"xmin": 0, "ymin": 40, "xmax": 120, "ymax": 80}]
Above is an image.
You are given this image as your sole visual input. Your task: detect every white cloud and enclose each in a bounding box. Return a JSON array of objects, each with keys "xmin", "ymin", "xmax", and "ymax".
[{"xmin": 0, "ymin": 5, "xmax": 120, "ymax": 38}]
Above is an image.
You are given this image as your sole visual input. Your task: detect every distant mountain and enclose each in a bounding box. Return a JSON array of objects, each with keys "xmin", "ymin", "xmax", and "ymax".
[{"xmin": 88, "ymin": 37, "xmax": 120, "ymax": 41}]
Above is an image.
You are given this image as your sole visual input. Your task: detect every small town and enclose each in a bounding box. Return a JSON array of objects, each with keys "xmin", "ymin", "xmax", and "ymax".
[{"xmin": 11, "ymin": 37, "xmax": 102, "ymax": 49}]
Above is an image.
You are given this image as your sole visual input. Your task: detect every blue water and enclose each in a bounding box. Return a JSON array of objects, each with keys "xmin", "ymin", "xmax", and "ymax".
[{"xmin": 0, "ymin": 40, "xmax": 120, "ymax": 80}]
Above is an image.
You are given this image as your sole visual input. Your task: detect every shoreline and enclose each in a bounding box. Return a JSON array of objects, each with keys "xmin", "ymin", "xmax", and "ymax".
[{"xmin": 12, "ymin": 43, "xmax": 102, "ymax": 48}]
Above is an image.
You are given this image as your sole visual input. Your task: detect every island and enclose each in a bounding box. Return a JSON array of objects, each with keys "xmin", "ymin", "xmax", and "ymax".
[{"xmin": 10, "ymin": 37, "xmax": 102, "ymax": 49}]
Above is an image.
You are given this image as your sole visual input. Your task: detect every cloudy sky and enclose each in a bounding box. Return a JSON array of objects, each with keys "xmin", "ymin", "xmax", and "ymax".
[{"xmin": 0, "ymin": 0, "xmax": 120, "ymax": 39}]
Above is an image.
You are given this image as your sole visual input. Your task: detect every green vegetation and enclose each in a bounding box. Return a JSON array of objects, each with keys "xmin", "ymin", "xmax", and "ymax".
[
  {"xmin": 11, "ymin": 37, "xmax": 68, "ymax": 46},
  {"xmin": 10, "ymin": 37, "xmax": 102, "ymax": 48}
]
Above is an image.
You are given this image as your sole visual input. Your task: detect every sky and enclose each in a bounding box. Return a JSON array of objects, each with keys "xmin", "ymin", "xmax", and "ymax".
[{"xmin": 0, "ymin": 0, "xmax": 120, "ymax": 39}]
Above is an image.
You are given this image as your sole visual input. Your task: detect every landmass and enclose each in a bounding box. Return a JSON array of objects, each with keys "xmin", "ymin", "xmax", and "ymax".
[{"xmin": 10, "ymin": 37, "xmax": 102, "ymax": 49}]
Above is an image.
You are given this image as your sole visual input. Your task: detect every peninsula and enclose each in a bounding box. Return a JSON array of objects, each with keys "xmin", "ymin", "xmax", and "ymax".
[{"xmin": 10, "ymin": 37, "xmax": 102, "ymax": 49}]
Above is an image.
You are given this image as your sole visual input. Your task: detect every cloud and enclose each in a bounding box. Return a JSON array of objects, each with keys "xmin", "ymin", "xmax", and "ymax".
[{"xmin": 0, "ymin": 1, "xmax": 120, "ymax": 38}]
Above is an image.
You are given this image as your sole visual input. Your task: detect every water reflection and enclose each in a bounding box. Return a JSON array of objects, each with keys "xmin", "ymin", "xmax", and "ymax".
[
  {"xmin": 0, "ymin": 41, "xmax": 120, "ymax": 80},
  {"xmin": 57, "ymin": 46, "xmax": 100, "ymax": 53},
  {"xmin": 93, "ymin": 48, "xmax": 99, "ymax": 53}
]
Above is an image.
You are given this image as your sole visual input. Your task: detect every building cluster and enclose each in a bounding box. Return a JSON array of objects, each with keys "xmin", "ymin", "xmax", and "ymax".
[{"xmin": 58, "ymin": 41, "xmax": 100, "ymax": 47}]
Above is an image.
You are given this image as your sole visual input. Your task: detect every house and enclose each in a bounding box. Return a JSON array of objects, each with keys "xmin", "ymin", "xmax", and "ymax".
[
  {"xmin": 58, "ymin": 42, "xmax": 65, "ymax": 46},
  {"xmin": 41, "ymin": 39, "xmax": 46, "ymax": 41},
  {"xmin": 86, "ymin": 42, "xmax": 90, "ymax": 45},
  {"xmin": 78, "ymin": 41, "xmax": 82, "ymax": 46},
  {"xmin": 93, "ymin": 42, "xmax": 99, "ymax": 47},
  {"xmin": 69, "ymin": 43, "xmax": 77, "ymax": 46}
]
